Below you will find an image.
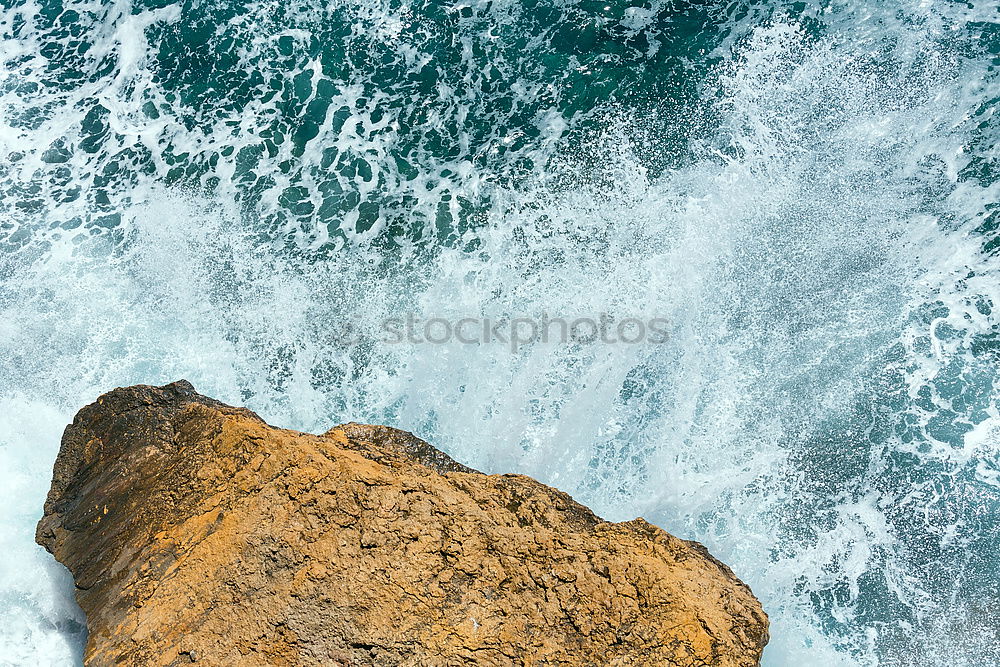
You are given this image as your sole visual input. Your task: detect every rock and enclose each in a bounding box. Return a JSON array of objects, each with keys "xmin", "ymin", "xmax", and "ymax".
[{"xmin": 36, "ymin": 381, "xmax": 768, "ymax": 666}]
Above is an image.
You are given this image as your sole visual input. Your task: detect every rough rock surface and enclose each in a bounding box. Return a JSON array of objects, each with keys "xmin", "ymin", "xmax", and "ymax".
[{"xmin": 37, "ymin": 381, "xmax": 768, "ymax": 666}]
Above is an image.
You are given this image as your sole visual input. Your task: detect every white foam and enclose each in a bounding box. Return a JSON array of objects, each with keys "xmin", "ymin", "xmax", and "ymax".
[{"xmin": 1, "ymin": 1, "xmax": 998, "ymax": 665}]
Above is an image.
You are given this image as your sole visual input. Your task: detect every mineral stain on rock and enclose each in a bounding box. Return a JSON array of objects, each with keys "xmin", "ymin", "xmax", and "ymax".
[{"xmin": 36, "ymin": 381, "xmax": 768, "ymax": 666}]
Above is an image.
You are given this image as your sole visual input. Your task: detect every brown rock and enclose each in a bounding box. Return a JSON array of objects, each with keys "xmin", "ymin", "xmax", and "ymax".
[{"xmin": 36, "ymin": 381, "xmax": 768, "ymax": 666}]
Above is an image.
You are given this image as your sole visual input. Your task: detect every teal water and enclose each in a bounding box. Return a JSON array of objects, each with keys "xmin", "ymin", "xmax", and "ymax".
[{"xmin": 2, "ymin": 0, "xmax": 999, "ymax": 664}]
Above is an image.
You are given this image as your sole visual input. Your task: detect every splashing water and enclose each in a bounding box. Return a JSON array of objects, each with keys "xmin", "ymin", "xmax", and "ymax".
[{"xmin": 2, "ymin": 0, "xmax": 999, "ymax": 664}]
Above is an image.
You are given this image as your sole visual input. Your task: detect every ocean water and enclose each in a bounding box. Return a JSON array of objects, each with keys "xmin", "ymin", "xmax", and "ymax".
[{"xmin": 2, "ymin": 0, "xmax": 999, "ymax": 664}]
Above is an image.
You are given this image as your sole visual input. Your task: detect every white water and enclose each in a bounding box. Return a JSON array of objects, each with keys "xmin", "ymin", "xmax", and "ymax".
[{"xmin": 2, "ymin": 1, "xmax": 1000, "ymax": 665}]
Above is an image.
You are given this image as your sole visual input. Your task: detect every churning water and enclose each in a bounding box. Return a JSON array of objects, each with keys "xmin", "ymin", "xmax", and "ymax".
[{"xmin": 2, "ymin": 0, "xmax": 999, "ymax": 664}]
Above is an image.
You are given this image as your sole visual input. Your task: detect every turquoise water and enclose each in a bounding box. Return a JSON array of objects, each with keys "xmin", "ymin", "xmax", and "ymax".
[{"xmin": 2, "ymin": 0, "xmax": 999, "ymax": 664}]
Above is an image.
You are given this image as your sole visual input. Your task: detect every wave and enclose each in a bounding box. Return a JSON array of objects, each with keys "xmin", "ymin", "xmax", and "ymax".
[{"xmin": 2, "ymin": 1, "xmax": 999, "ymax": 664}]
